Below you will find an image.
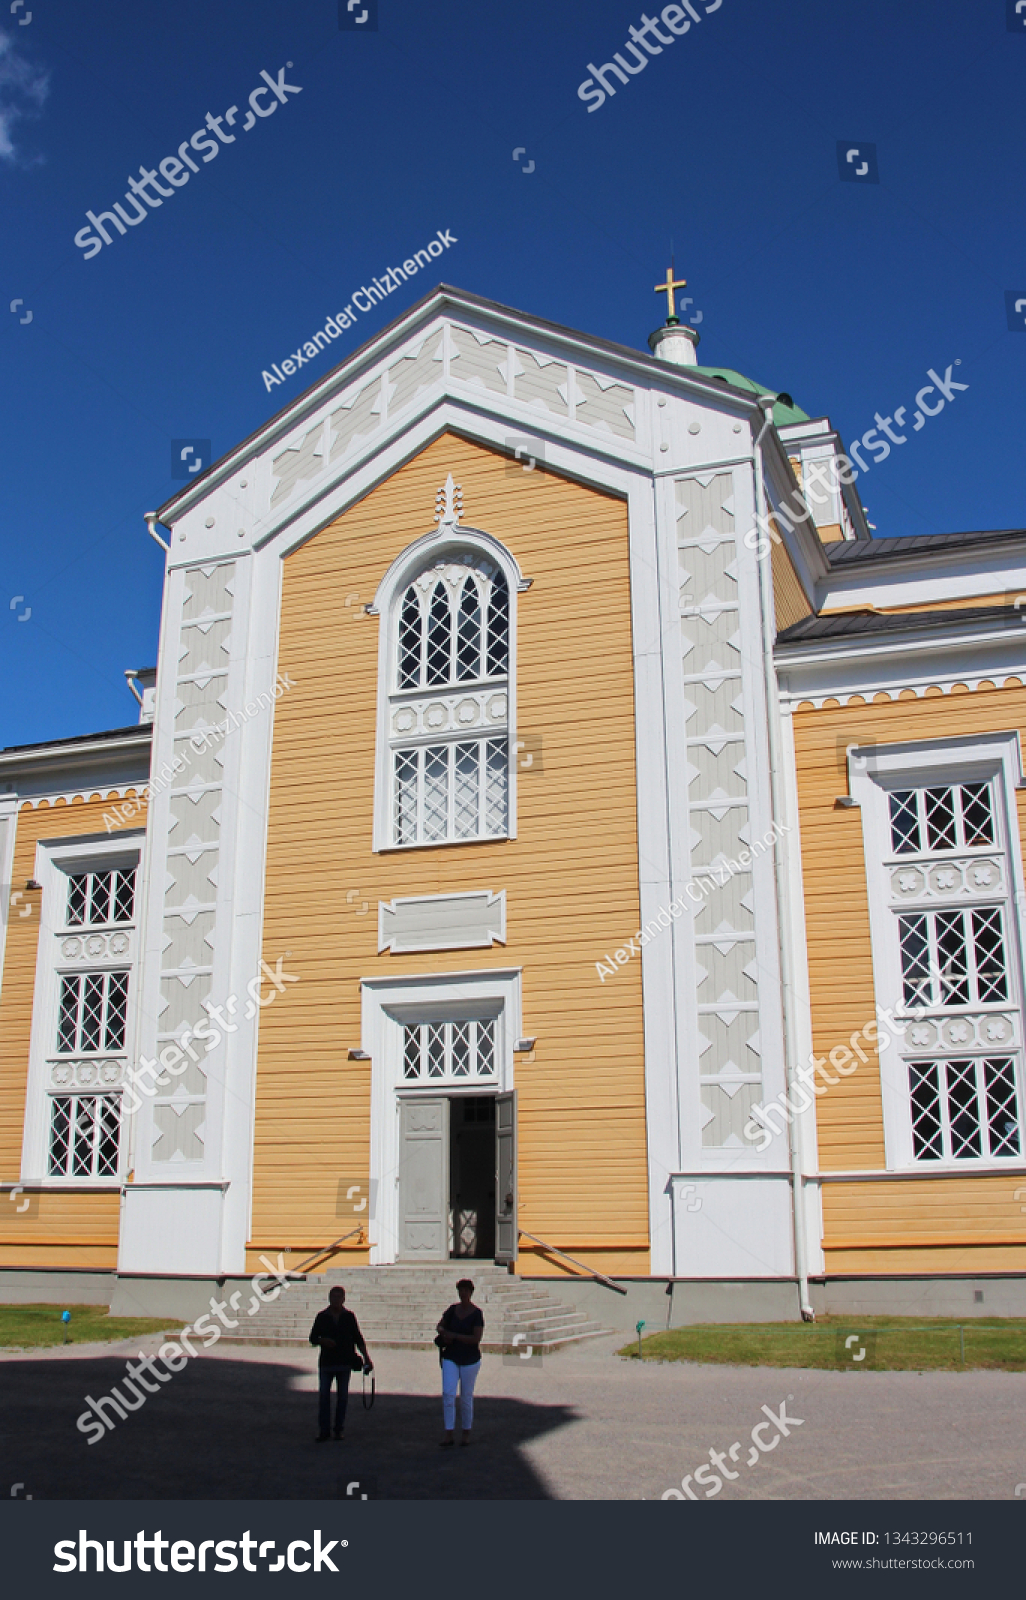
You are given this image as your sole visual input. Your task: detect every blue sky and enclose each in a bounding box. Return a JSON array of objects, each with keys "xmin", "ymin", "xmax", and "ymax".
[{"xmin": 1, "ymin": 0, "xmax": 1023, "ymax": 747}]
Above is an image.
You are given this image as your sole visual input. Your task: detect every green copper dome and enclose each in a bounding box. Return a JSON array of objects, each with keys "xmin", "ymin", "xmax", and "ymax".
[{"xmin": 692, "ymin": 366, "xmax": 810, "ymax": 427}]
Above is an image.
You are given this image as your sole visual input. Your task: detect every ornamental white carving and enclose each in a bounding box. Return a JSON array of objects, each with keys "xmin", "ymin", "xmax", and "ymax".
[
  {"xmin": 58, "ymin": 928, "xmax": 134, "ymax": 965},
  {"xmin": 49, "ymin": 1058, "xmax": 125, "ymax": 1089},
  {"xmin": 898, "ymin": 1011, "xmax": 1018, "ymax": 1054},
  {"xmin": 389, "ymin": 688, "xmax": 507, "ymax": 741},
  {"xmin": 889, "ymin": 856, "xmax": 1004, "ymax": 904}
]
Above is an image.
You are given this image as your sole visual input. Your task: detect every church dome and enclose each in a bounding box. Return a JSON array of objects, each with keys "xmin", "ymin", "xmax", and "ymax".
[{"xmin": 693, "ymin": 366, "xmax": 810, "ymax": 427}]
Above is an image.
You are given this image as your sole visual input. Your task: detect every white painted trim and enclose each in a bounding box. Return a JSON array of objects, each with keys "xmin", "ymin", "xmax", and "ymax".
[
  {"xmin": 370, "ymin": 526, "xmax": 522, "ymax": 852},
  {"xmin": 377, "ymin": 889, "xmax": 506, "ymax": 953},
  {"xmin": 0, "ymin": 796, "xmax": 18, "ymax": 1007},
  {"xmin": 849, "ymin": 731, "xmax": 1026, "ymax": 1173},
  {"xmin": 779, "ymin": 705, "xmax": 820, "ymax": 1190},
  {"xmin": 156, "ymin": 289, "xmax": 770, "ymax": 526},
  {"xmin": 819, "ymin": 541, "xmax": 1026, "ymax": 614},
  {"xmin": 777, "ymin": 626, "xmax": 1026, "ymax": 709},
  {"xmin": 369, "ymin": 525, "xmax": 532, "ymax": 613},
  {"xmin": 0, "ymin": 732, "xmax": 151, "ymax": 775},
  {"xmin": 629, "ymin": 470, "xmax": 680, "ymax": 1276},
  {"xmin": 360, "ymin": 968, "xmax": 522, "ymax": 1265},
  {"xmin": 20, "ymin": 832, "xmax": 144, "ymax": 1186},
  {"xmin": 124, "ymin": 552, "xmax": 279, "ymax": 1275},
  {"xmin": 218, "ymin": 548, "xmax": 280, "ymax": 1270}
]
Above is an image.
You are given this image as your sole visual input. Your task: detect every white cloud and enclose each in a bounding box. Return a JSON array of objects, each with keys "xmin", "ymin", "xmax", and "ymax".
[{"xmin": 0, "ymin": 28, "xmax": 49, "ymax": 163}]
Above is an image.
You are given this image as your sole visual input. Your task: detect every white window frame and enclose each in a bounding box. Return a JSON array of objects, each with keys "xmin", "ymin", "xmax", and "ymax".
[
  {"xmin": 400, "ymin": 1013, "xmax": 501, "ymax": 1087},
  {"xmin": 369, "ymin": 527, "xmax": 529, "ymax": 852},
  {"xmin": 47, "ymin": 1092, "xmax": 123, "ymax": 1180},
  {"xmin": 360, "ymin": 968, "xmax": 522, "ymax": 1264},
  {"xmin": 21, "ymin": 831, "xmax": 144, "ymax": 1186},
  {"xmin": 850, "ymin": 731, "xmax": 1026, "ymax": 1172},
  {"xmin": 0, "ymin": 795, "xmax": 19, "ymax": 1008}
]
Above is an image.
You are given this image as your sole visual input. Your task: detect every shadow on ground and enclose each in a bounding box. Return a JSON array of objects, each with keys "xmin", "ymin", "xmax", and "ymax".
[{"xmin": 2, "ymin": 1355, "xmax": 577, "ymax": 1499}]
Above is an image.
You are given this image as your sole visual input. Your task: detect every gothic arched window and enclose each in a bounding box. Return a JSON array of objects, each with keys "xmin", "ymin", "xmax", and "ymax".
[{"xmin": 388, "ymin": 554, "xmax": 510, "ymax": 846}]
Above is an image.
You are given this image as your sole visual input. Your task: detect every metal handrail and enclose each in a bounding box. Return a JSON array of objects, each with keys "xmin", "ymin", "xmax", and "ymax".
[
  {"xmin": 291, "ymin": 1226, "xmax": 365, "ymax": 1276},
  {"xmin": 518, "ymin": 1230, "xmax": 628, "ymax": 1294}
]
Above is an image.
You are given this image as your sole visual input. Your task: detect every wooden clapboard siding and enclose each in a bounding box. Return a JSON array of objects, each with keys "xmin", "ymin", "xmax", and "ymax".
[
  {"xmin": 822, "ymin": 1174, "xmax": 1026, "ymax": 1240},
  {"xmin": 793, "ymin": 685, "xmax": 1026, "ymax": 1273},
  {"xmin": 823, "ymin": 1245, "xmax": 1026, "ymax": 1274},
  {"xmin": 0, "ymin": 1188, "xmax": 120, "ymax": 1268},
  {"xmin": 252, "ymin": 432, "xmax": 649, "ymax": 1274},
  {"xmin": 0, "ymin": 792, "xmax": 142, "ymax": 1267},
  {"xmin": 771, "ymin": 537, "xmax": 814, "ymax": 633}
]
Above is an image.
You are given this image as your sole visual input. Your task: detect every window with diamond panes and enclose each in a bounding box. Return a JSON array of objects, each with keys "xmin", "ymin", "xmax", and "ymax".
[
  {"xmin": 909, "ymin": 1057, "xmax": 1020, "ymax": 1161},
  {"xmin": 402, "ymin": 1019, "xmax": 497, "ymax": 1083},
  {"xmin": 885, "ymin": 778, "xmax": 1023, "ymax": 1163},
  {"xmin": 888, "ymin": 783, "xmax": 994, "ymax": 855},
  {"xmin": 48, "ymin": 1093, "xmax": 121, "ymax": 1177},
  {"xmin": 898, "ymin": 907, "xmax": 1008, "ymax": 1009},
  {"xmin": 390, "ymin": 554, "xmax": 510, "ymax": 846},
  {"xmin": 393, "ymin": 739, "xmax": 507, "ymax": 845},
  {"xmin": 56, "ymin": 970, "xmax": 129, "ymax": 1054},
  {"xmin": 397, "ymin": 568, "xmax": 508, "ymax": 691},
  {"xmin": 66, "ymin": 868, "xmax": 136, "ymax": 927}
]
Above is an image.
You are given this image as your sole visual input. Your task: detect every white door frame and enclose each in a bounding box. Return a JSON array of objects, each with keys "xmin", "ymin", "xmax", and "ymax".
[{"xmin": 360, "ymin": 967, "xmax": 522, "ymax": 1264}]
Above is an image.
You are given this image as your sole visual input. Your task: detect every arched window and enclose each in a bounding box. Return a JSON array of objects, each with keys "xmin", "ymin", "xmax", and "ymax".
[{"xmin": 388, "ymin": 553, "xmax": 511, "ymax": 846}]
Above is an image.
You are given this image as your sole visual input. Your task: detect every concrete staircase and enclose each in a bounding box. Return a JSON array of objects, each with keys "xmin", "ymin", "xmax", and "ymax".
[{"xmin": 223, "ymin": 1263, "xmax": 614, "ymax": 1354}]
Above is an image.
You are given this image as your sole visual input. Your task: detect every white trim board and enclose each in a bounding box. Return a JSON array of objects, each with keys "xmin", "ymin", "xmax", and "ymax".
[
  {"xmin": 360, "ymin": 967, "xmax": 522, "ymax": 1266},
  {"xmin": 848, "ymin": 730, "xmax": 1026, "ymax": 1174}
]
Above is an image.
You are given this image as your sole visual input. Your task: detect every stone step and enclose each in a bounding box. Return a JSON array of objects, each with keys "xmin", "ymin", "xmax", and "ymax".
[
  {"xmin": 243, "ymin": 1296, "xmax": 584, "ymax": 1321},
  {"xmin": 252, "ymin": 1295, "xmax": 558, "ymax": 1320},
  {"xmin": 321, "ymin": 1268, "xmax": 514, "ymax": 1281},
  {"xmin": 223, "ymin": 1265, "xmax": 612, "ymax": 1351},
  {"xmin": 223, "ymin": 1325, "xmax": 612, "ymax": 1353},
  {"xmin": 239, "ymin": 1318, "xmax": 604, "ymax": 1339}
]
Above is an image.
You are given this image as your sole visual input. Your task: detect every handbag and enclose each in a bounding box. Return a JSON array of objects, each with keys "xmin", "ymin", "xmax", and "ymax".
[{"xmin": 361, "ymin": 1370, "xmax": 375, "ymax": 1410}]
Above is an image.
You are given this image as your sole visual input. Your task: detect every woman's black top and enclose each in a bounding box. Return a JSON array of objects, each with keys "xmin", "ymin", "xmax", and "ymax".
[{"xmin": 440, "ymin": 1303, "xmax": 484, "ymax": 1365}]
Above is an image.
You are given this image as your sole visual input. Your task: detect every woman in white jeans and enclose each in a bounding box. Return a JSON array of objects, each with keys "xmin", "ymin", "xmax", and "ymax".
[{"xmin": 436, "ymin": 1278, "xmax": 483, "ymax": 1446}]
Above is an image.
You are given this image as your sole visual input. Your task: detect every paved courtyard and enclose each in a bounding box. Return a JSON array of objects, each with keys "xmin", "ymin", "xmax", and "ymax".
[{"xmin": 3, "ymin": 1333, "xmax": 1024, "ymax": 1500}]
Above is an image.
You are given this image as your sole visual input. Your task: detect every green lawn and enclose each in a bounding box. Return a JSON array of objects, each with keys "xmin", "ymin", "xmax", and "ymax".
[
  {"xmin": 619, "ymin": 1315, "xmax": 1026, "ymax": 1372},
  {"xmin": 0, "ymin": 1303, "xmax": 183, "ymax": 1351}
]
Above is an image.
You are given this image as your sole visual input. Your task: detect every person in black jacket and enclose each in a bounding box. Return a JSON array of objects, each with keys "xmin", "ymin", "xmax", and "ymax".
[{"xmin": 309, "ymin": 1285, "xmax": 372, "ymax": 1442}]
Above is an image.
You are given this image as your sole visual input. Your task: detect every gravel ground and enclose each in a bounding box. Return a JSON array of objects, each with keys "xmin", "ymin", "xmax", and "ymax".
[{"xmin": 2, "ymin": 1332, "xmax": 1024, "ymax": 1500}]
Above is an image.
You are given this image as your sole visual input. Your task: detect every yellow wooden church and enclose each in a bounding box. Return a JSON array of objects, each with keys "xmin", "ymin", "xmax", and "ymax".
[{"xmin": 3, "ymin": 281, "xmax": 1025, "ymax": 1320}]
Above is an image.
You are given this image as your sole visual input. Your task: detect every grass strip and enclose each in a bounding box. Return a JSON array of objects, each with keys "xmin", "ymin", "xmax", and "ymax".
[
  {"xmin": 0, "ymin": 1302, "xmax": 183, "ymax": 1351},
  {"xmin": 619, "ymin": 1314, "xmax": 1026, "ymax": 1372}
]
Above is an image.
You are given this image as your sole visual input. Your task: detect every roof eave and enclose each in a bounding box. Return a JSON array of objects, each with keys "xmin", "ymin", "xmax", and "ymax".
[
  {"xmin": 775, "ymin": 615, "xmax": 1024, "ymax": 664},
  {"xmin": 826, "ymin": 530, "xmax": 1026, "ymax": 580},
  {"xmin": 155, "ymin": 284, "xmax": 768, "ymax": 525},
  {"xmin": 0, "ymin": 728, "xmax": 152, "ymax": 779}
]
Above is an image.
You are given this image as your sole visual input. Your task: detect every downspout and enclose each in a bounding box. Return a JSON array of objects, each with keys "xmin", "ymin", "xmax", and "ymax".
[
  {"xmin": 752, "ymin": 395, "xmax": 815, "ymax": 1322},
  {"xmin": 144, "ymin": 512, "xmax": 170, "ymax": 553}
]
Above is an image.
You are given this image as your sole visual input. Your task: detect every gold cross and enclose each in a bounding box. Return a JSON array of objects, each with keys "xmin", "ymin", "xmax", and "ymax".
[{"xmin": 654, "ymin": 266, "xmax": 688, "ymax": 323}]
